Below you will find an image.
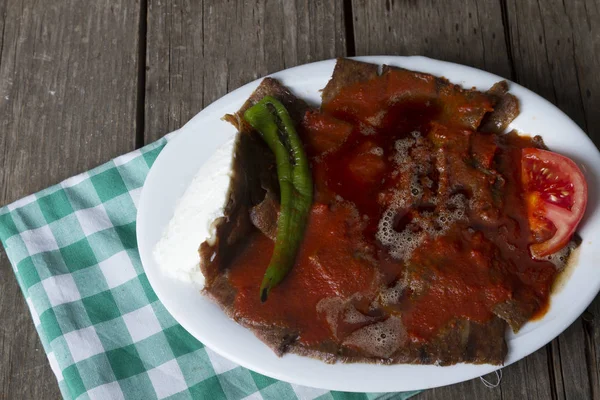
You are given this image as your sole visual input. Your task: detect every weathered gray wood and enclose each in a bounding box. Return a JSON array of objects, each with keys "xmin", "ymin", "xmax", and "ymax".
[
  {"xmin": 144, "ymin": 0, "xmax": 204, "ymax": 141},
  {"xmin": 501, "ymin": 345, "xmax": 555, "ymax": 400},
  {"xmin": 144, "ymin": 0, "xmax": 347, "ymax": 143},
  {"xmin": 417, "ymin": 373, "xmax": 501, "ymax": 400},
  {"xmin": 419, "ymin": 355, "xmax": 553, "ymax": 400},
  {"xmin": 351, "ymin": 0, "xmax": 512, "ymax": 79},
  {"xmin": 505, "ymin": 0, "xmax": 600, "ymax": 398},
  {"xmin": 0, "ymin": 0, "xmax": 141, "ymax": 397},
  {"xmin": 583, "ymin": 309, "xmax": 598, "ymax": 400}
]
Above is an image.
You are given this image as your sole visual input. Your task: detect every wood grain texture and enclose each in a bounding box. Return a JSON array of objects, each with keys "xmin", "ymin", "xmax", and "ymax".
[
  {"xmin": 144, "ymin": 0, "xmax": 347, "ymax": 143},
  {"xmin": 0, "ymin": 0, "xmax": 141, "ymax": 397},
  {"xmin": 505, "ymin": 0, "xmax": 600, "ymax": 398},
  {"xmin": 0, "ymin": 0, "xmax": 141, "ymax": 204},
  {"xmin": 417, "ymin": 372, "xmax": 501, "ymax": 400},
  {"xmin": 145, "ymin": 0, "xmax": 204, "ymax": 142},
  {"xmin": 418, "ymin": 346, "xmax": 555, "ymax": 400},
  {"xmin": 351, "ymin": 0, "xmax": 512, "ymax": 78}
]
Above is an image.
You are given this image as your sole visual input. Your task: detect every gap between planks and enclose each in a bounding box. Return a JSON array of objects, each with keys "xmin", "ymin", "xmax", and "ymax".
[{"xmin": 136, "ymin": 0, "xmax": 148, "ymax": 149}]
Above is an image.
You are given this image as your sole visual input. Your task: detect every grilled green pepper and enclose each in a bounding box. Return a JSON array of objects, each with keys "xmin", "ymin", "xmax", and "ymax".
[{"xmin": 243, "ymin": 96, "xmax": 313, "ymax": 302}]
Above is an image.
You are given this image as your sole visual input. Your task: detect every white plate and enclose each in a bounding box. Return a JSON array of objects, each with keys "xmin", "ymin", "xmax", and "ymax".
[{"xmin": 137, "ymin": 56, "xmax": 600, "ymax": 392}]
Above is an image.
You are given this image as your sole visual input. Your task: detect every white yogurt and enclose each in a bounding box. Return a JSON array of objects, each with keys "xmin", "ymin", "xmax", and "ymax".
[{"xmin": 153, "ymin": 138, "xmax": 235, "ymax": 287}]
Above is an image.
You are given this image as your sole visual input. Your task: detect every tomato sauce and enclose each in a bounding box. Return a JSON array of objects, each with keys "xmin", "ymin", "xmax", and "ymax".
[
  {"xmin": 229, "ymin": 203, "xmax": 377, "ymax": 345},
  {"xmin": 227, "ymin": 68, "xmax": 560, "ymax": 347}
]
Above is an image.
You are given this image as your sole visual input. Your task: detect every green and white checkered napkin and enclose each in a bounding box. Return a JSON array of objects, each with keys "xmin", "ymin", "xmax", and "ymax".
[{"xmin": 0, "ymin": 136, "xmax": 420, "ymax": 400}]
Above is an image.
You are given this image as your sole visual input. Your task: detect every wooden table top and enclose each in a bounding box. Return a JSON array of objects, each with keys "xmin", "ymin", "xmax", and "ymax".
[{"xmin": 0, "ymin": 0, "xmax": 598, "ymax": 398}]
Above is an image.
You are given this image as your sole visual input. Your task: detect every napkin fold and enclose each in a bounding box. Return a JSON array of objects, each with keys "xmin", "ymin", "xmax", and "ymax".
[{"xmin": 0, "ymin": 136, "xmax": 419, "ymax": 400}]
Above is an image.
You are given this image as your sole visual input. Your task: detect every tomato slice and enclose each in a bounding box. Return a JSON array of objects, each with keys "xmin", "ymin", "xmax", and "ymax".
[{"xmin": 521, "ymin": 148, "xmax": 587, "ymax": 258}]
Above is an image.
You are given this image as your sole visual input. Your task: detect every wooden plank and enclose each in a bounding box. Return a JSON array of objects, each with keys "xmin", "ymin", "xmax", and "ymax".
[
  {"xmin": 351, "ymin": 0, "xmax": 512, "ymax": 78},
  {"xmin": 417, "ymin": 352, "xmax": 556, "ymax": 400},
  {"xmin": 582, "ymin": 309, "xmax": 598, "ymax": 400},
  {"xmin": 144, "ymin": 0, "xmax": 204, "ymax": 141},
  {"xmin": 505, "ymin": 0, "xmax": 588, "ymax": 132},
  {"xmin": 144, "ymin": 0, "xmax": 347, "ymax": 143},
  {"xmin": 417, "ymin": 373, "xmax": 501, "ymax": 400},
  {"xmin": 0, "ymin": 0, "xmax": 140, "ymax": 203},
  {"xmin": 563, "ymin": 0, "xmax": 600, "ymax": 145},
  {"xmin": 0, "ymin": 0, "xmax": 141, "ymax": 397},
  {"xmin": 501, "ymin": 346, "xmax": 555, "ymax": 400},
  {"xmin": 505, "ymin": 0, "xmax": 600, "ymax": 398},
  {"xmin": 419, "ymin": 354, "xmax": 555, "ymax": 400},
  {"xmin": 351, "ymin": 1, "xmax": 560, "ymax": 399}
]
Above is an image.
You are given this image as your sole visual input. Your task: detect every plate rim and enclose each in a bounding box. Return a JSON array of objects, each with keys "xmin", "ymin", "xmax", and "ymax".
[{"xmin": 137, "ymin": 55, "xmax": 600, "ymax": 392}]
